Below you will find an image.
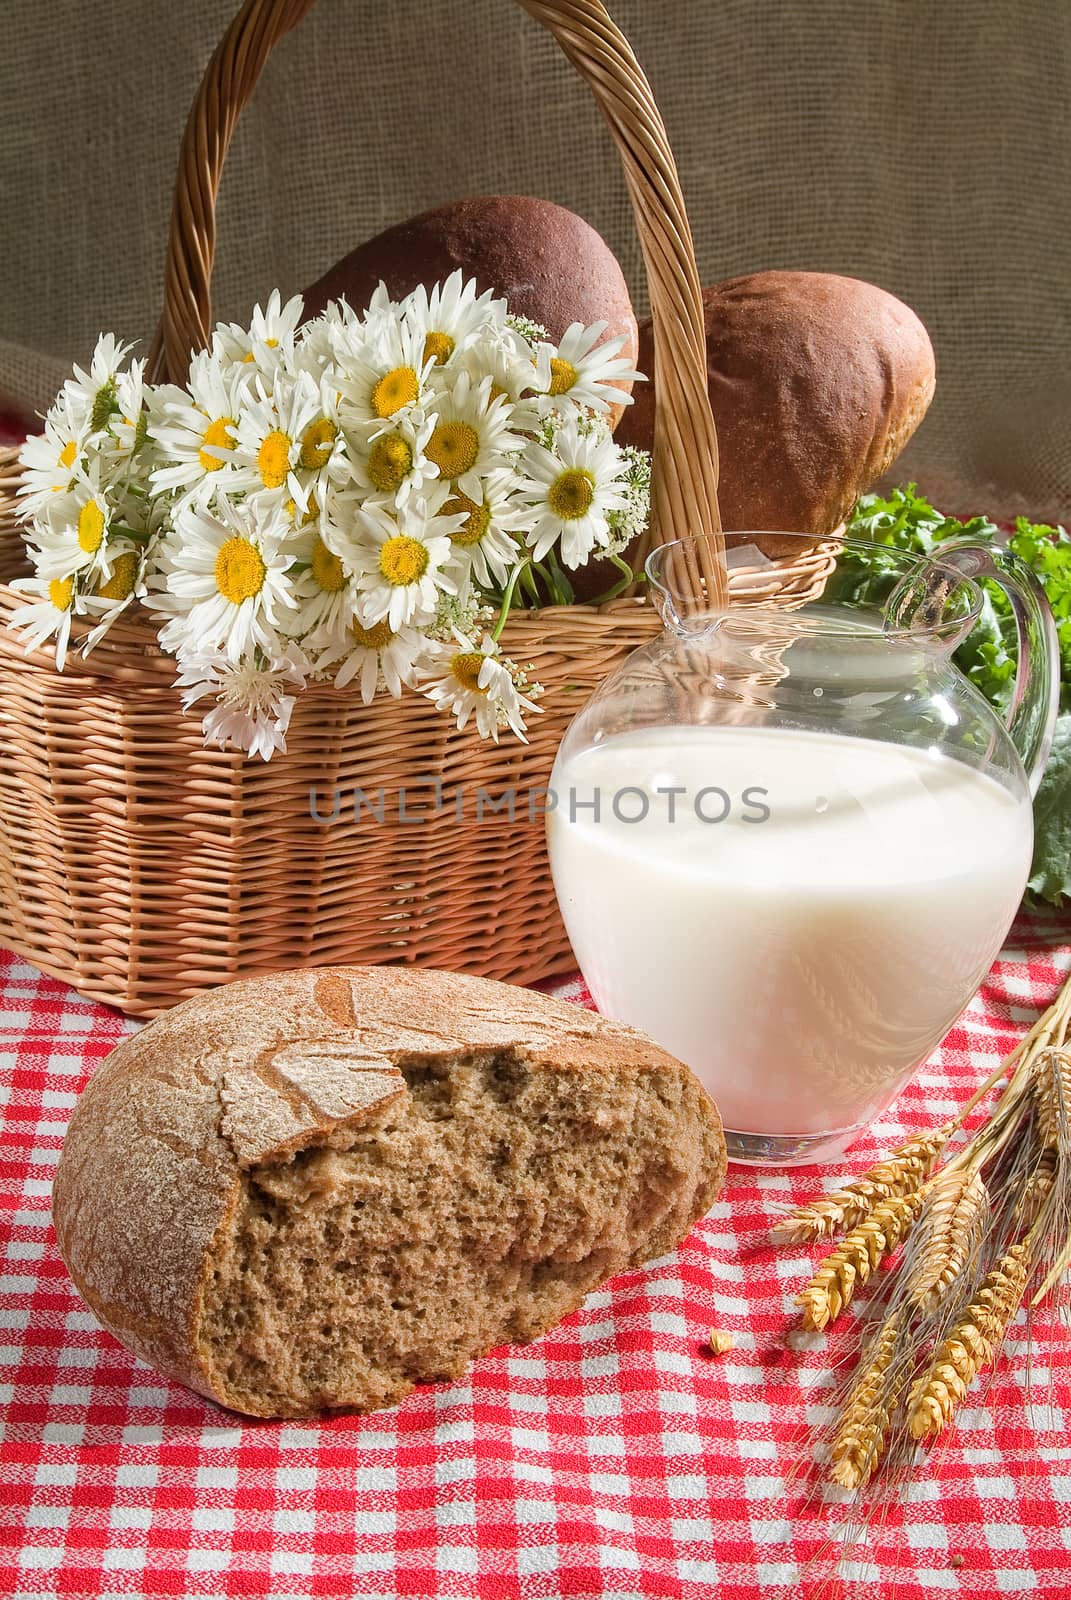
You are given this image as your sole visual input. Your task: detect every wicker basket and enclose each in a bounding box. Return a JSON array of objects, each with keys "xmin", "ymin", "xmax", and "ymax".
[{"xmin": 0, "ymin": 0, "xmax": 836, "ymax": 1016}]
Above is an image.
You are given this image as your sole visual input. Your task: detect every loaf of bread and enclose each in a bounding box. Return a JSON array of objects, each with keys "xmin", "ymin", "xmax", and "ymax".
[
  {"xmin": 614, "ymin": 269, "xmax": 936, "ymax": 553},
  {"xmin": 303, "ymin": 195, "xmax": 639, "ymax": 422},
  {"xmin": 52, "ymin": 967, "xmax": 724, "ymax": 1419}
]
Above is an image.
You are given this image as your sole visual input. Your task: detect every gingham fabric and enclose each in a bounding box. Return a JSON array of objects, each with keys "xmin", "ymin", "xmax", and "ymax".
[{"xmin": 2, "ymin": 930, "xmax": 1071, "ymax": 1600}]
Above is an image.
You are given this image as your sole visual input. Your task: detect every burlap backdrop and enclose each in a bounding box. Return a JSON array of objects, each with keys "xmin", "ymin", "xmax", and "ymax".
[{"xmin": 0, "ymin": 0, "xmax": 1067, "ymax": 519}]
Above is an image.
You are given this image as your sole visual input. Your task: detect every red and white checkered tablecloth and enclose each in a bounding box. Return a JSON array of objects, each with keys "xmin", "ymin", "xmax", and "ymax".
[{"xmin": 2, "ymin": 931, "xmax": 1071, "ymax": 1600}]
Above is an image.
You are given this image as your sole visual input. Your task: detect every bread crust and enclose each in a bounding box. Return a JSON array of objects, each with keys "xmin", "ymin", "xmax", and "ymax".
[
  {"xmin": 615, "ymin": 269, "xmax": 936, "ymax": 543},
  {"xmin": 52, "ymin": 967, "xmax": 724, "ymax": 1410}
]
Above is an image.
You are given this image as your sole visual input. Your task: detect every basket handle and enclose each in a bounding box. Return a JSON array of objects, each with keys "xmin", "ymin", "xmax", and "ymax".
[{"xmin": 148, "ymin": 0, "xmax": 725, "ymax": 592}]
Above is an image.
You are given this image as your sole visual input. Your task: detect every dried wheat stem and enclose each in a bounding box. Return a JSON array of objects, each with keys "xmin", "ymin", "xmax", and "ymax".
[
  {"xmin": 774, "ymin": 1123, "xmax": 954, "ymax": 1245},
  {"xmin": 907, "ymin": 1167, "xmax": 989, "ymax": 1313},
  {"xmin": 829, "ymin": 1314, "xmax": 905, "ymax": 1489},
  {"xmin": 797, "ymin": 1191, "xmax": 924, "ymax": 1331},
  {"xmin": 907, "ymin": 1242, "xmax": 1031, "ymax": 1441}
]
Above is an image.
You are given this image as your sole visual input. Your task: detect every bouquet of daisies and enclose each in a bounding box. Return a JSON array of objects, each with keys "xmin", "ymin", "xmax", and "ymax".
[{"xmin": 13, "ymin": 274, "xmax": 649, "ymax": 759}]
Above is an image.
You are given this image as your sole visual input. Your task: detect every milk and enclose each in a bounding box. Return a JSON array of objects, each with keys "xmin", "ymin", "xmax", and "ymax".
[{"xmin": 548, "ymin": 725, "xmax": 1032, "ymax": 1154}]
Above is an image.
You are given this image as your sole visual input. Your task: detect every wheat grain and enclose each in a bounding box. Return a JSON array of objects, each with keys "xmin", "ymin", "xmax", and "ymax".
[
  {"xmin": 706, "ymin": 1329, "xmax": 733, "ymax": 1356},
  {"xmin": 907, "ymin": 1243, "xmax": 1031, "ymax": 1440},
  {"xmin": 774, "ymin": 1123, "xmax": 954, "ymax": 1245},
  {"xmin": 907, "ymin": 1167, "xmax": 989, "ymax": 1313},
  {"xmin": 829, "ymin": 1315, "xmax": 905, "ymax": 1489},
  {"xmin": 797, "ymin": 1192, "xmax": 924, "ymax": 1331}
]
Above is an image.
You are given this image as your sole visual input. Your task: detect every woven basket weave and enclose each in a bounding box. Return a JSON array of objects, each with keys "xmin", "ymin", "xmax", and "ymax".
[{"xmin": 0, "ymin": 0, "xmax": 835, "ymax": 1016}]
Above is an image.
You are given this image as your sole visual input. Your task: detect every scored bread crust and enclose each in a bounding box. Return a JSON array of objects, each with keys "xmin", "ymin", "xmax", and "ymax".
[{"xmin": 52, "ymin": 967, "xmax": 725, "ymax": 1412}]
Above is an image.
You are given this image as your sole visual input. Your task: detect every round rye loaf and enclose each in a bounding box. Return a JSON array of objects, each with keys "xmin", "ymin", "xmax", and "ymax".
[
  {"xmin": 52, "ymin": 967, "xmax": 724, "ymax": 1419},
  {"xmin": 612, "ymin": 269, "xmax": 936, "ymax": 562},
  {"xmin": 303, "ymin": 195, "xmax": 639, "ymax": 420}
]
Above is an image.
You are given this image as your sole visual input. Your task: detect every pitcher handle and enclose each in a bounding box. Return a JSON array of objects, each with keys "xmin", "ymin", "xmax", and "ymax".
[{"xmin": 937, "ymin": 538, "xmax": 1060, "ymax": 796}]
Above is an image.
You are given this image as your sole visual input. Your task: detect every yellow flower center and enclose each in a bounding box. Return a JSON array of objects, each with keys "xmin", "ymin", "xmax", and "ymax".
[
  {"xmin": 198, "ymin": 416, "xmax": 235, "ymax": 473},
  {"xmin": 548, "ymin": 467, "xmax": 596, "ymax": 520},
  {"xmin": 48, "ymin": 577, "xmax": 73, "ymax": 612},
  {"xmin": 257, "ymin": 429, "xmax": 292, "ymax": 489},
  {"xmin": 352, "ymin": 618, "xmax": 395, "ymax": 650},
  {"xmin": 59, "ymin": 440, "xmax": 77, "ymax": 470},
  {"xmin": 299, "ymin": 417, "xmax": 338, "ymax": 471},
  {"xmin": 96, "ymin": 552, "xmax": 138, "ymax": 601},
  {"xmin": 426, "ymin": 420, "xmax": 480, "ymax": 480},
  {"xmin": 489, "ymin": 382, "xmax": 508, "ymax": 404},
  {"xmin": 549, "ymin": 358, "xmax": 578, "ymax": 396},
  {"xmin": 451, "ymin": 652, "xmax": 488, "ymax": 694},
  {"xmin": 367, "ymin": 434, "xmax": 414, "ymax": 494},
  {"xmin": 371, "ymin": 366, "xmax": 419, "ymax": 419},
  {"xmin": 378, "ymin": 535, "xmax": 428, "ymax": 587},
  {"xmin": 311, "ymin": 537, "xmax": 346, "ymax": 593},
  {"xmin": 423, "ymin": 331, "xmax": 455, "ymax": 366},
  {"xmin": 77, "ymin": 500, "xmax": 105, "ymax": 553},
  {"xmin": 214, "ymin": 536, "xmax": 266, "ymax": 603},
  {"xmin": 445, "ymin": 491, "xmax": 491, "ymax": 548}
]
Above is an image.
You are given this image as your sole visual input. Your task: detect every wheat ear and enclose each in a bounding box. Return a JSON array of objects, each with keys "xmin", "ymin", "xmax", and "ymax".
[
  {"xmin": 1035, "ymin": 1049, "xmax": 1071, "ymax": 1148},
  {"xmin": 907, "ymin": 1242, "xmax": 1031, "ymax": 1441},
  {"xmin": 774, "ymin": 1123, "xmax": 954, "ymax": 1245},
  {"xmin": 798, "ymin": 1191, "xmax": 924, "ymax": 1331},
  {"xmin": 829, "ymin": 1314, "xmax": 905, "ymax": 1489},
  {"xmin": 907, "ymin": 1167, "xmax": 989, "ymax": 1313}
]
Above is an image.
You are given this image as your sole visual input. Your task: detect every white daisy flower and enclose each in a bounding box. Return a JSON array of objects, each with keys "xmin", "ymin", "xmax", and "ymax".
[
  {"xmin": 320, "ymin": 617, "xmax": 426, "ymax": 704},
  {"xmin": 421, "ymin": 370, "xmax": 523, "ymax": 503},
  {"xmin": 107, "ymin": 359, "xmax": 150, "ymax": 462},
  {"xmin": 536, "ymin": 321, "xmax": 642, "ymax": 416},
  {"xmin": 148, "ymin": 352, "xmax": 249, "ymax": 504},
  {"xmin": 402, "ymin": 271, "xmax": 503, "ymax": 371},
  {"xmin": 65, "ymin": 332, "xmax": 134, "ymax": 438},
  {"xmin": 346, "ymin": 407, "xmax": 439, "ymax": 506},
  {"xmin": 518, "ymin": 417, "xmax": 631, "ymax": 568},
  {"xmin": 9, "ymin": 573, "xmax": 80, "ymax": 670},
  {"xmin": 441, "ymin": 468, "xmax": 525, "ymax": 593},
  {"xmin": 175, "ymin": 644, "xmax": 312, "ymax": 762},
  {"xmin": 230, "ymin": 369, "xmax": 325, "ymax": 513},
  {"xmin": 33, "ymin": 471, "xmax": 114, "ymax": 585},
  {"xmin": 335, "ymin": 315, "xmax": 432, "ymax": 433},
  {"xmin": 152, "ymin": 494, "xmax": 301, "ymax": 666},
  {"xmin": 334, "ymin": 497, "xmax": 459, "ymax": 632},
  {"xmin": 458, "ymin": 324, "xmax": 546, "ymax": 434},
  {"xmin": 16, "ymin": 392, "xmax": 89, "ymax": 519},
  {"xmin": 418, "ymin": 631, "xmax": 541, "ymax": 743},
  {"xmin": 288, "ymin": 523, "xmax": 356, "ymax": 642},
  {"xmin": 212, "ymin": 290, "xmax": 305, "ymax": 376}
]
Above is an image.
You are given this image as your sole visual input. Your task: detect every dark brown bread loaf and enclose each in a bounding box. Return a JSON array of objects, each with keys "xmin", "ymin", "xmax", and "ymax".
[
  {"xmin": 613, "ymin": 269, "xmax": 936, "ymax": 560},
  {"xmin": 52, "ymin": 967, "xmax": 724, "ymax": 1419},
  {"xmin": 304, "ymin": 195, "xmax": 639, "ymax": 420}
]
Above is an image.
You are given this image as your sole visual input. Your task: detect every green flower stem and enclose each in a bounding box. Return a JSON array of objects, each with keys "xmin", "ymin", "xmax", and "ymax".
[
  {"xmin": 586, "ymin": 553, "xmax": 642, "ymax": 606},
  {"xmin": 492, "ymin": 560, "xmax": 531, "ymax": 643}
]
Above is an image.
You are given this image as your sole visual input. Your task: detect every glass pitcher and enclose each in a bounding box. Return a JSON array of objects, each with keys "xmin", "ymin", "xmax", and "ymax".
[{"xmin": 547, "ymin": 533, "xmax": 1059, "ymax": 1165}]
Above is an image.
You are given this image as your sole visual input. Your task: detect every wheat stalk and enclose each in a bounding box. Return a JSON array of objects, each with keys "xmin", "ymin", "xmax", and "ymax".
[
  {"xmin": 829, "ymin": 1314, "xmax": 905, "ymax": 1489},
  {"xmin": 798, "ymin": 1191, "xmax": 924, "ymax": 1331},
  {"xmin": 776, "ymin": 968, "xmax": 1071, "ymax": 1504},
  {"xmin": 906, "ymin": 1167, "xmax": 989, "ymax": 1313},
  {"xmin": 907, "ymin": 1242, "xmax": 1032, "ymax": 1441},
  {"xmin": 773, "ymin": 1123, "xmax": 954, "ymax": 1245}
]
